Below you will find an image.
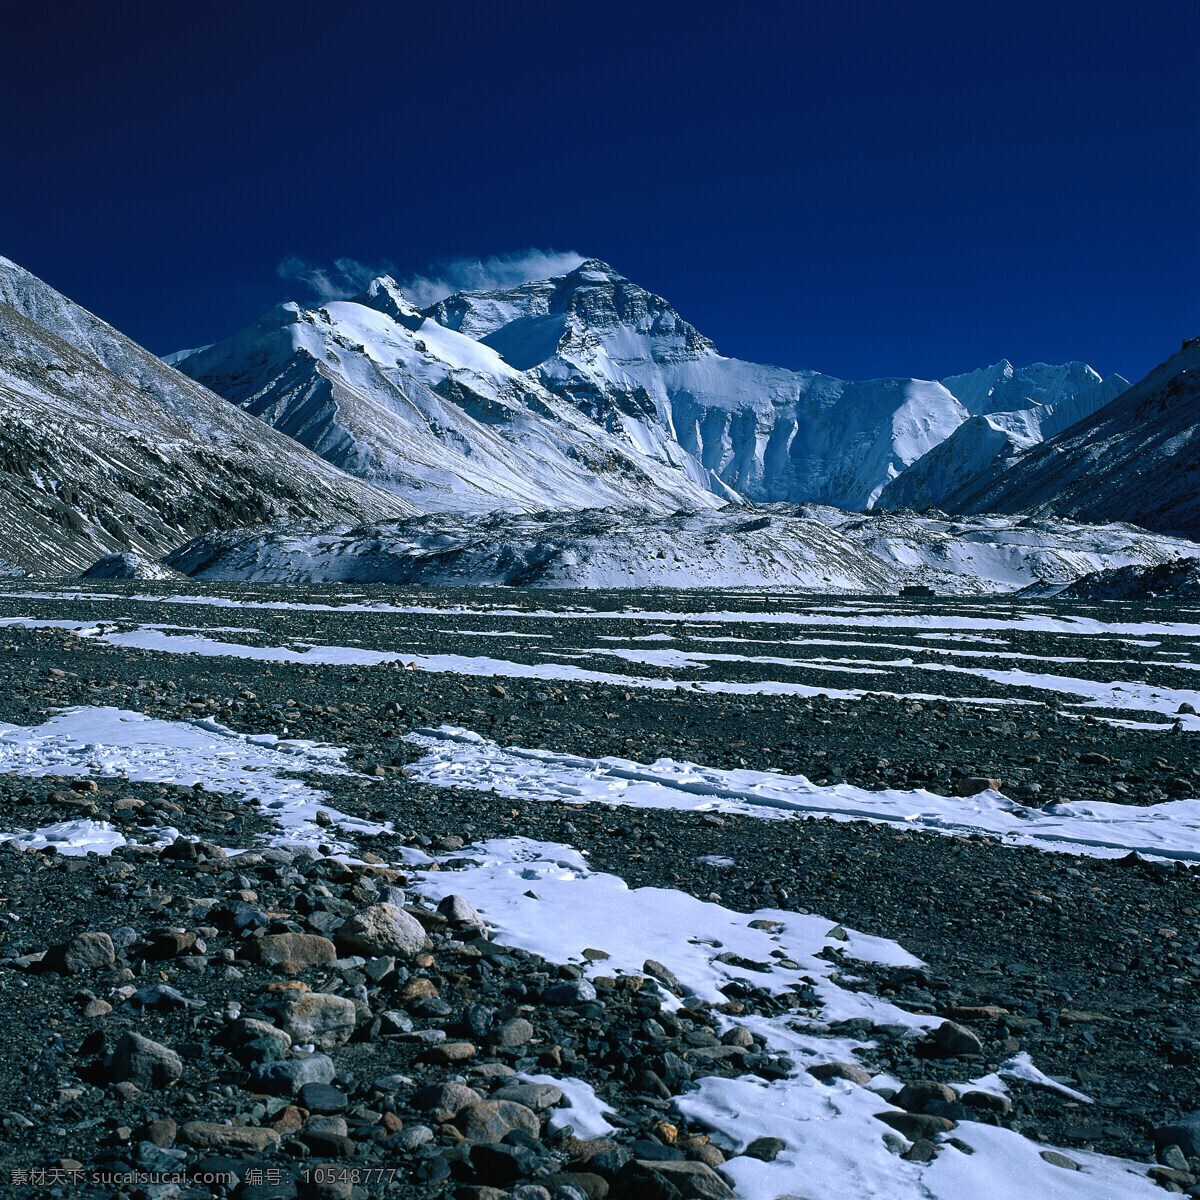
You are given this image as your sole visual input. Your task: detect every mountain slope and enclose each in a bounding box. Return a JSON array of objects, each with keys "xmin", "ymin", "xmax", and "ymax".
[
  {"xmin": 426, "ymin": 261, "xmax": 1122, "ymax": 511},
  {"xmin": 938, "ymin": 338, "xmax": 1200, "ymax": 537},
  {"xmin": 875, "ymin": 362, "xmax": 1131, "ymax": 510},
  {"xmin": 0, "ymin": 257, "xmax": 412, "ymax": 575},
  {"xmin": 174, "ymin": 276, "xmax": 731, "ymax": 516}
]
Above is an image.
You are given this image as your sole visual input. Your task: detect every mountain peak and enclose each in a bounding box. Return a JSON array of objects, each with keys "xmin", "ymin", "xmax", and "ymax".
[{"xmin": 353, "ymin": 275, "xmax": 424, "ymax": 329}]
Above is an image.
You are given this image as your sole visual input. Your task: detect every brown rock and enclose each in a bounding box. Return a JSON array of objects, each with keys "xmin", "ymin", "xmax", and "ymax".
[
  {"xmin": 249, "ymin": 933, "xmax": 336, "ymax": 973},
  {"xmin": 421, "ymin": 1041, "xmax": 476, "ymax": 1065},
  {"xmin": 457, "ymin": 1099, "xmax": 540, "ymax": 1143},
  {"xmin": 903, "ymin": 1138, "xmax": 939, "ymax": 1163},
  {"xmin": 961, "ymin": 1089, "xmax": 1012, "ymax": 1115},
  {"xmin": 142, "ymin": 928, "xmax": 197, "ymax": 961},
  {"xmin": 643, "ymin": 959, "xmax": 684, "ymax": 994},
  {"xmin": 952, "ymin": 777, "xmax": 1002, "ymax": 796},
  {"xmin": 945, "ymin": 1005, "xmax": 1008, "ymax": 1021},
  {"xmin": 270, "ymin": 1106, "xmax": 305, "ymax": 1135},
  {"xmin": 400, "ymin": 977, "xmax": 439, "ymax": 1002},
  {"xmin": 139, "ymin": 1119, "xmax": 176, "ymax": 1147},
  {"xmin": 180, "ymin": 1122, "xmax": 280, "ymax": 1152},
  {"xmin": 930, "ymin": 1020, "xmax": 983, "ymax": 1057},
  {"xmin": 876, "ymin": 1111, "xmax": 956, "ymax": 1139},
  {"xmin": 807, "ymin": 1061, "xmax": 872, "ymax": 1085},
  {"xmin": 742, "ymin": 1136, "xmax": 784, "ymax": 1162},
  {"xmin": 895, "ymin": 1080, "xmax": 958, "ymax": 1112}
]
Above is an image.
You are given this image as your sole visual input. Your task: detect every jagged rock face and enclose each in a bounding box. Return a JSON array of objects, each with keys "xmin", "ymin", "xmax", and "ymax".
[
  {"xmin": 937, "ymin": 338, "xmax": 1200, "ymax": 538},
  {"xmin": 0, "ymin": 258, "xmax": 411, "ymax": 576}
]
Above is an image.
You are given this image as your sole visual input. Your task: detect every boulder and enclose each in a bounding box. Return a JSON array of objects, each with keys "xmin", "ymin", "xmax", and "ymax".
[
  {"xmin": 336, "ymin": 903, "xmax": 429, "ymax": 957},
  {"xmin": 109, "ymin": 1032, "xmax": 182, "ymax": 1089}
]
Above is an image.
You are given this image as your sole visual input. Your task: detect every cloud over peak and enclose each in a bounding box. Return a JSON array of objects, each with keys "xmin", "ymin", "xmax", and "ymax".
[{"xmin": 277, "ymin": 249, "xmax": 586, "ymax": 307}]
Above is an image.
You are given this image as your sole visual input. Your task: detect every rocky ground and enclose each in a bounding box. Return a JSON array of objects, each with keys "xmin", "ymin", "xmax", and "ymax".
[{"xmin": 0, "ymin": 583, "xmax": 1198, "ymax": 1198}]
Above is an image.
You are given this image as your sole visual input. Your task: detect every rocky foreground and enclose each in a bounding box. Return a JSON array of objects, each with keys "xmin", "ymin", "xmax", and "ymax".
[{"xmin": 0, "ymin": 585, "xmax": 1199, "ymax": 1197}]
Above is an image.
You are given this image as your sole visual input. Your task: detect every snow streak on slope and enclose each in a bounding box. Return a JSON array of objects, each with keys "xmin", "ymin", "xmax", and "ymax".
[
  {"xmin": 0, "ymin": 257, "xmax": 411, "ymax": 575},
  {"xmin": 0, "ymin": 706, "xmax": 379, "ymax": 854}
]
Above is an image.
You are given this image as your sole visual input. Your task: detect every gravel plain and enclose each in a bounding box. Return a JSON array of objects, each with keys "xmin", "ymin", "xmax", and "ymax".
[{"xmin": 0, "ymin": 582, "xmax": 1198, "ymax": 1198}]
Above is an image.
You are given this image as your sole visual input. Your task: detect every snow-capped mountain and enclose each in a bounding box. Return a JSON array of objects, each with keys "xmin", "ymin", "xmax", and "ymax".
[
  {"xmin": 876, "ymin": 361, "xmax": 1130, "ymax": 510},
  {"xmin": 938, "ymin": 338, "xmax": 1200, "ymax": 538},
  {"xmin": 173, "ymin": 276, "xmax": 731, "ymax": 516},
  {"xmin": 176, "ymin": 259, "xmax": 1120, "ymax": 516},
  {"xmin": 0, "ymin": 257, "xmax": 411, "ymax": 575},
  {"xmin": 425, "ymin": 259, "xmax": 970, "ymax": 510},
  {"xmin": 166, "ymin": 506, "xmax": 1199, "ymax": 593}
]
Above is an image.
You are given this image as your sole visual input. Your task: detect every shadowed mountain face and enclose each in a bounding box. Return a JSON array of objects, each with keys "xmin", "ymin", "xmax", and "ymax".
[
  {"xmin": 0, "ymin": 258, "xmax": 412, "ymax": 575},
  {"xmin": 176, "ymin": 259, "xmax": 1123, "ymax": 516},
  {"xmin": 935, "ymin": 338, "xmax": 1200, "ymax": 538}
]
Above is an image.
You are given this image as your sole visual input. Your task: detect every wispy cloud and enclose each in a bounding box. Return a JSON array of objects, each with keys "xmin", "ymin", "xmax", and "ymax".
[
  {"xmin": 396, "ymin": 250, "xmax": 586, "ymax": 307},
  {"xmin": 276, "ymin": 249, "xmax": 586, "ymax": 307},
  {"xmin": 277, "ymin": 255, "xmax": 396, "ymax": 302}
]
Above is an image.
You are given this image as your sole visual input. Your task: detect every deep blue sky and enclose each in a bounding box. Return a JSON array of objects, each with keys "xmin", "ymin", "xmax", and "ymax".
[{"xmin": 3, "ymin": 1, "xmax": 1197, "ymax": 383}]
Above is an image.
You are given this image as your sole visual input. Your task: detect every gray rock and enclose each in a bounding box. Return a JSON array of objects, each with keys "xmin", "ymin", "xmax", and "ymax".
[
  {"xmin": 437, "ymin": 894, "xmax": 485, "ymax": 927},
  {"xmin": 299, "ymin": 1082, "xmax": 348, "ymax": 1113},
  {"xmin": 279, "ymin": 992, "xmax": 356, "ymax": 1048},
  {"xmin": 249, "ymin": 1053, "xmax": 336, "ymax": 1095},
  {"xmin": 492, "ymin": 1082, "xmax": 563, "ymax": 1111},
  {"xmin": 616, "ymin": 1159, "xmax": 734, "ymax": 1200},
  {"xmin": 1155, "ymin": 1112, "xmax": 1200, "ymax": 1159},
  {"xmin": 109, "ymin": 1032, "xmax": 183, "ymax": 1089},
  {"xmin": 45, "ymin": 931, "xmax": 115, "ymax": 974},
  {"xmin": 492, "ymin": 1018, "xmax": 533, "ymax": 1047},
  {"xmin": 394, "ymin": 1124, "xmax": 434, "ymax": 1151},
  {"xmin": 543, "ymin": 979, "xmax": 597, "ymax": 1005},
  {"xmin": 128, "ymin": 984, "xmax": 205, "ymax": 1011},
  {"xmin": 227, "ymin": 1018, "xmax": 292, "ymax": 1052},
  {"xmin": 412, "ymin": 1081, "xmax": 482, "ymax": 1123},
  {"xmin": 336, "ymin": 903, "xmax": 429, "ymax": 957}
]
